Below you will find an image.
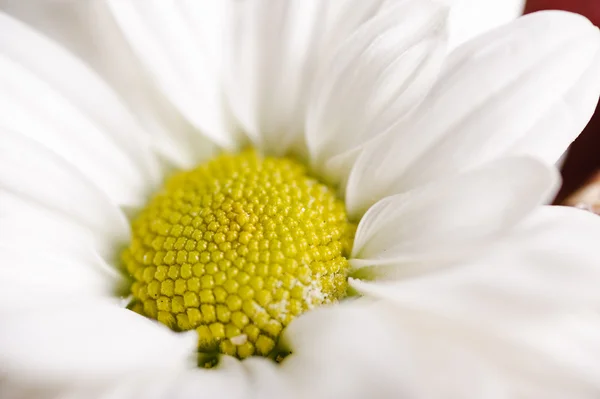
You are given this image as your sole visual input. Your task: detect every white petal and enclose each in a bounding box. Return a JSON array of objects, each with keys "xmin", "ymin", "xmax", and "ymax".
[
  {"xmin": 347, "ymin": 301, "xmax": 600, "ymax": 398},
  {"xmin": 0, "ymin": 300, "xmax": 196, "ymax": 383},
  {"xmin": 306, "ymin": 0, "xmax": 447, "ymax": 185},
  {"xmin": 0, "ymin": 191, "xmax": 119, "ymax": 266},
  {"xmin": 106, "ymin": 0, "xmax": 239, "ymax": 150},
  {"xmin": 282, "ymin": 301, "xmax": 408, "ymax": 399},
  {"xmin": 223, "ymin": 0, "xmax": 326, "ymax": 153},
  {"xmin": 352, "ymin": 206, "xmax": 600, "ymax": 394},
  {"xmin": 352, "ymin": 205, "xmax": 600, "ymax": 395},
  {"xmin": 282, "ymin": 300, "xmax": 505, "ymax": 399},
  {"xmin": 0, "ymin": 245, "xmax": 118, "ymax": 313},
  {"xmin": 223, "ymin": 0, "xmax": 397, "ymax": 155},
  {"xmin": 91, "ymin": 358, "xmax": 252, "ymax": 399},
  {"xmin": 508, "ymin": 49, "xmax": 600, "ymax": 163},
  {"xmin": 0, "ymin": 131, "xmax": 130, "ymax": 259},
  {"xmin": 444, "ymin": 0, "xmax": 525, "ymax": 50},
  {"xmin": 353, "ymin": 205, "xmax": 600, "ymax": 320},
  {"xmin": 346, "ymin": 11, "xmax": 600, "ymax": 215},
  {"xmin": 1, "ymin": 0, "xmax": 219, "ymax": 169},
  {"xmin": 0, "ymin": 12, "xmax": 161, "ymax": 207},
  {"xmin": 350, "ymin": 157, "xmax": 558, "ymax": 272}
]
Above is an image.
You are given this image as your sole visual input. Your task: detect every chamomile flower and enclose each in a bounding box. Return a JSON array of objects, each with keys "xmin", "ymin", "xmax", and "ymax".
[{"xmin": 2, "ymin": 1, "xmax": 600, "ymax": 398}]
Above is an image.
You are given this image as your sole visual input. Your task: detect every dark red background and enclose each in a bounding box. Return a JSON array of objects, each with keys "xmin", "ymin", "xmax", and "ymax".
[{"xmin": 524, "ymin": 0, "xmax": 600, "ymax": 201}]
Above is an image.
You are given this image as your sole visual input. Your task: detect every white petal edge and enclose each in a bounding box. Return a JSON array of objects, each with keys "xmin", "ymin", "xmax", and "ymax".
[
  {"xmin": 0, "ymin": 11, "xmax": 161, "ymax": 206},
  {"xmin": 508, "ymin": 48, "xmax": 600, "ymax": 163},
  {"xmin": 443, "ymin": 0, "xmax": 525, "ymax": 51},
  {"xmin": 223, "ymin": 0, "xmax": 402, "ymax": 156},
  {"xmin": 0, "ymin": 130, "xmax": 131, "ymax": 259},
  {"xmin": 353, "ymin": 205, "xmax": 600, "ymax": 320},
  {"xmin": 106, "ymin": 0, "xmax": 240, "ymax": 150},
  {"xmin": 0, "ymin": 244, "xmax": 118, "ymax": 313},
  {"xmin": 346, "ymin": 11, "xmax": 600, "ymax": 216},
  {"xmin": 306, "ymin": 0, "xmax": 448, "ymax": 186},
  {"xmin": 21, "ymin": 357, "xmax": 272, "ymax": 399},
  {"xmin": 282, "ymin": 299, "xmax": 507, "ymax": 399},
  {"xmin": 351, "ymin": 206, "xmax": 600, "ymax": 394},
  {"xmin": 350, "ymin": 157, "xmax": 559, "ymax": 272},
  {"xmin": 1, "ymin": 1, "xmax": 220, "ymax": 169},
  {"xmin": 0, "ymin": 300, "xmax": 197, "ymax": 384}
]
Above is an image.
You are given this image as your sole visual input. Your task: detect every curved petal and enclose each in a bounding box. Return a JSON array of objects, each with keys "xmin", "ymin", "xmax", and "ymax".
[
  {"xmin": 350, "ymin": 157, "xmax": 558, "ymax": 272},
  {"xmin": 352, "ymin": 206, "xmax": 600, "ymax": 395},
  {"xmin": 0, "ymin": 244, "xmax": 118, "ymax": 314},
  {"xmin": 0, "ymin": 12, "xmax": 161, "ymax": 206},
  {"xmin": 508, "ymin": 49, "xmax": 600, "ymax": 162},
  {"xmin": 222, "ymin": 0, "xmax": 398, "ymax": 155},
  {"xmin": 306, "ymin": 0, "xmax": 447, "ymax": 186},
  {"xmin": 1, "ymin": 0, "xmax": 219, "ymax": 169},
  {"xmin": 0, "ymin": 190, "xmax": 123, "ymax": 273},
  {"xmin": 346, "ymin": 11, "xmax": 600, "ymax": 215},
  {"xmin": 106, "ymin": 0, "xmax": 240, "ymax": 150},
  {"xmin": 0, "ymin": 131, "xmax": 131, "ymax": 260},
  {"xmin": 88, "ymin": 358, "xmax": 251, "ymax": 399},
  {"xmin": 444, "ymin": 0, "xmax": 525, "ymax": 50},
  {"xmin": 354, "ymin": 205, "xmax": 600, "ymax": 314},
  {"xmin": 0, "ymin": 301, "xmax": 197, "ymax": 383},
  {"xmin": 282, "ymin": 300, "xmax": 506, "ymax": 399}
]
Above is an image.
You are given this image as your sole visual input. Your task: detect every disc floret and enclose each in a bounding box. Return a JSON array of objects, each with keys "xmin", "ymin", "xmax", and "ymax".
[{"xmin": 123, "ymin": 150, "xmax": 354, "ymax": 359}]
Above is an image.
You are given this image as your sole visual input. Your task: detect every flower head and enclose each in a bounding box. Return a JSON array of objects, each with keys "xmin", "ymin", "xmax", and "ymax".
[{"xmin": 2, "ymin": 1, "xmax": 600, "ymax": 398}]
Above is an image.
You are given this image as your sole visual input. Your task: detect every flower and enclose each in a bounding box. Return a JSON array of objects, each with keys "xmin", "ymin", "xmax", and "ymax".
[{"xmin": 1, "ymin": 1, "xmax": 600, "ymax": 398}]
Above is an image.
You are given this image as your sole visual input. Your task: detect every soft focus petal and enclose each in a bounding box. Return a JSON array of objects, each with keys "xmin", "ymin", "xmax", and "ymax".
[
  {"xmin": 106, "ymin": 0, "xmax": 238, "ymax": 150},
  {"xmin": 0, "ymin": 212, "xmax": 122, "ymax": 317},
  {"xmin": 82, "ymin": 358, "xmax": 251, "ymax": 399},
  {"xmin": 352, "ymin": 206, "xmax": 600, "ymax": 396},
  {"xmin": 282, "ymin": 300, "xmax": 506, "ymax": 399},
  {"xmin": 1, "ymin": 0, "xmax": 219, "ymax": 168},
  {"xmin": 353, "ymin": 206, "xmax": 600, "ymax": 319},
  {"xmin": 4, "ymin": 355, "xmax": 284, "ymax": 399},
  {"xmin": 0, "ymin": 243, "xmax": 118, "ymax": 313},
  {"xmin": 306, "ymin": 0, "xmax": 447, "ymax": 185},
  {"xmin": 351, "ymin": 157, "xmax": 558, "ymax": 272},
  {"xmin": 0, "ymin": 131, "xmax": 130, "ymax": 260},
  {"xmin": 346, "ymin": 11, "xmax": 600, "ymax": 215},
  {"xmin": 444, "ymin": 0, "xmax": 525, "ymax": 50},
  {"xmin": 223, "ymin": 0, "xmax": 401, "ymax": 155},
  {"xmin": 224, "ymin": 0, "xmax": 325, "ymax": 151},
  {"xmin": 0, "ymin": 12, "xmax": 161, "ymax": 206},
  {"xmin": 508, "ymin": 49, "xmax": 600, "ymax": 163},
  {"xmin": 0, "ymin": 301, "xmax": 197, "ymax": 383}
]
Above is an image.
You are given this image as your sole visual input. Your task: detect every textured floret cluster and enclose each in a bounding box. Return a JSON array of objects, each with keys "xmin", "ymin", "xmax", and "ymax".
[{"xmin": 123, "ymin": 150, "xmax": 355, "ymax": 359}]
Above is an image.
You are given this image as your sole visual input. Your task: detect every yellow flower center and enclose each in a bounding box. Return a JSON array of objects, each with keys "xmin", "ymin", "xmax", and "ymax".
[{"xmin": 123, "ymin": 149, "xmax": 354, "ymax": 359}]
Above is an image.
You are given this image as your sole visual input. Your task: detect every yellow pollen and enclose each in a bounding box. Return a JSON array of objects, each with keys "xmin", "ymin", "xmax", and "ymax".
[{"xmin": 123, "ymin": 149, "xmax": 355, "ymax": 360}]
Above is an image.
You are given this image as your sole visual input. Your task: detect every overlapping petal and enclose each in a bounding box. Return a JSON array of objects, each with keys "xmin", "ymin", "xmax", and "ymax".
[
  {"xmin": 346, "ymin": 11, "xmax": 600, "ymax": 215},
  {"xmin": 0, "ymin": 301, "xmax": 197, "ymax": 383},
  {"xmin": 351, "ymin": 206, "xmax": 600, "ymax": 398},
  {"xmin": 0, "ymin": 12, "xmax": 161, "ymax": 207},
  {"xmin": 0, "ymin": 131, "xmax": 131, "ymax": 260},
  {"xmin": 444, "ymin": 0, "xmax": 525, "ymax": 50},
  {"xmin": 306, "ymin": 0, "xmax": 447, "ymax": 185},
  {"xmin": 350, "ymin": 157, "xmax": 558, "ymax": 272},
  {"xmin": 106, "ymin": 0, "xmax": 238, "ymax": 150},
  {"xmin": 353, "ymin": 206, "xmax": 600, "ymax": 318},
  {"xmin": 283, "ymin": 300, "xmax": 506, "ymax": 399},
  {"xmin": 1, "ymin": 1, "xmax": 220, "ymax": 169},
  {"xmin": 222, "ymin": 0, "xmax": 400, "ymax": 155}
]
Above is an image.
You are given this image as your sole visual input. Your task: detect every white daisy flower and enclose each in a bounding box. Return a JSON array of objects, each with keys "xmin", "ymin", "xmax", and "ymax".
[{"xmin": 2, "ymin": 1, "xmax": 600, "ymax": 398}]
